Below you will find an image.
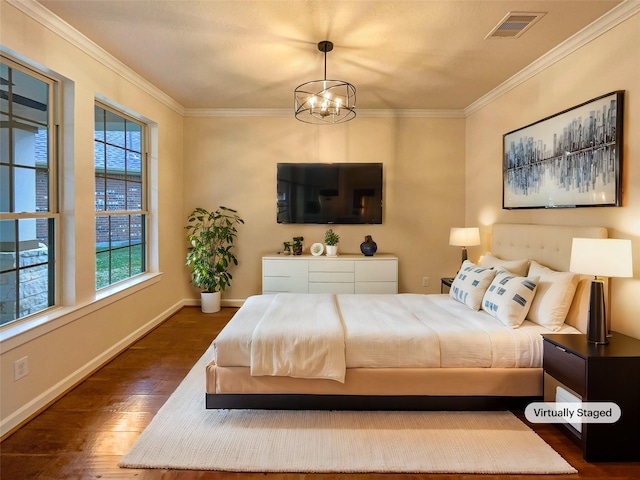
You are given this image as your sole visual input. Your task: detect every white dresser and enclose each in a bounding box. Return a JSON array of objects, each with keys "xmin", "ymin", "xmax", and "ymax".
[{"xmin": 262, "ymin": 254, "xmax": 398, "ymax": 294}]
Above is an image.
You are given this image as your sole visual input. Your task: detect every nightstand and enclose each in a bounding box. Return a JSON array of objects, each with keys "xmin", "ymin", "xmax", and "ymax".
[
  {"xmin": 542, "ymin": 332, "xmax": 640, "ymax": 462},
  {"xmin": 440, "ymin": 277, "xmax": 454, "ymax": 294}
]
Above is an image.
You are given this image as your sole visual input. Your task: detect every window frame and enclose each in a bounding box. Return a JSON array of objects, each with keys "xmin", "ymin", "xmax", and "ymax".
[
  {"xmin": 94, "ymin": 101, "xmax": 149, "ymax": 290},
  {"xmin": 0, "ymin": 55, "xmax": 60, "ymax": 327}
]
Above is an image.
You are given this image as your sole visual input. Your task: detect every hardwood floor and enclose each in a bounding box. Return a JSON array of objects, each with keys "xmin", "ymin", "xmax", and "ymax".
[{"xmin": 1, "ymin": 306, "xmax": 638, "ymax": 479}]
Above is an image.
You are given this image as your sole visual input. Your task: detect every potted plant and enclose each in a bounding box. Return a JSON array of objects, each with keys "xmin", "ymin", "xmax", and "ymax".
[
  {"xmin": 185, "ymin": 206, "xmax": 244, "ymax": 313},
  {"xmin": 292, "ymin": 236, "xmax": 304, "ymax": 255},
  {"xmin": 283, "ymin": 236, "xmax": 304, "ymax": 255},
  {"xmin": 324, "ymin": 228, "xmax": 340, "ymax": 257}
]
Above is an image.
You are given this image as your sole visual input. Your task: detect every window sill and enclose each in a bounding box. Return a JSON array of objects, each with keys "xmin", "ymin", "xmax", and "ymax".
[{"xmin": 0, "ymin": 272, "xmax": 163, "ymax": 353}]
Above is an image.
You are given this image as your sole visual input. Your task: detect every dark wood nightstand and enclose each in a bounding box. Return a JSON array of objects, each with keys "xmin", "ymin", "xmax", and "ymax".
[
  {"xmin": 542, "ymin": 332, "xmax": 640, "ymax": 462},
  {"xmin": 440, "ymin": 277, "xmax": 454, "ymax": 294}
]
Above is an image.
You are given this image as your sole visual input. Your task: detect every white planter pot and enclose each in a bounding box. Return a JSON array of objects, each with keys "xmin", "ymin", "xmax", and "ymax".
[
  {"xmin": 201, "ymin": 291, "xmax": 221, "ymax": 313},
  {"xmin": 325, "ymin": 245, "xmax": 338, "ymax": 257}
]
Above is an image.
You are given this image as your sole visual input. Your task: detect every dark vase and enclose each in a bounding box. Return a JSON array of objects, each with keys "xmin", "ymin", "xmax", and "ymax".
[{"xmin": 360, "ymin": 235, "xmax": 377, "ymax": 256}]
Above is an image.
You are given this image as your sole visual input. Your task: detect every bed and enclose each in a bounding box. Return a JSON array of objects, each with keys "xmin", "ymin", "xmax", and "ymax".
[{"xmin": 205, "ymin": 223, "xmax": 607, "ymax": 410}]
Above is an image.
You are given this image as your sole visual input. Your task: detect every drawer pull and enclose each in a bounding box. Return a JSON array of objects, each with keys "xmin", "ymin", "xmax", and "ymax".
[{"xmin": 555, "ymin": 345, "xmax": 567, "ymax": 352}]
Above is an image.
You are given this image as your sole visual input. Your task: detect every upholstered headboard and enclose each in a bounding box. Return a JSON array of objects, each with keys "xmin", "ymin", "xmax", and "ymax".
[
  {"xmin": 491, "ymin": 223, "xmax": 608, "ymax": 333},
  {"xmin": 491, "ymin": 223, "xmax": 608, "ymax": 272}
]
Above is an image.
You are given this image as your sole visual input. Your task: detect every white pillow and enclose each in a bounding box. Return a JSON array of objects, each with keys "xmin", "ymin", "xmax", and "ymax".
[
  {"xmin": 526, "ymin": 260, "xmax": 579, "ymax": 331},
  {"xmin": 482, "ymin": 270, "xmax": 538, "ymax": 328},
  {"xmin": 479, "ymin": 253, "xmax": 530, "ymax": 277},
  {"xmin": 450, "ymin": 261, "xmax": 497, "ymax": 311}
]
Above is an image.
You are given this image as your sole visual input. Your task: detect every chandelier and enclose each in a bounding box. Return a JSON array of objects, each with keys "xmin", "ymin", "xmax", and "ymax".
[{"xmin": 294, "ymin": 41, "xmax": 356, "ymax": 124}]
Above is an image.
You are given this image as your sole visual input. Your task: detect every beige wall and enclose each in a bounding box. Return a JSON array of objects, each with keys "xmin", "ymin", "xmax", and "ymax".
[
  {"xmin": 466, "ymin": 12, "xmax": 640, "ymax": 338},
  {"xmin": 1, "ymin": 2, "xmax": 186, "ymax": 435},
  {"xmin": 183, "ymin": 115, "xmax": 466, "ymax": 299}
]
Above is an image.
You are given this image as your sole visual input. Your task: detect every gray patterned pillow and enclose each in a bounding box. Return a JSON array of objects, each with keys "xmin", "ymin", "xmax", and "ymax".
[
  {"xmin": 449, "ymin": 261, "xmax": 497, "ymax": 310},
  {"xmin": 482, "ymin": 269, "xmax": 538, "ymax": 327}
]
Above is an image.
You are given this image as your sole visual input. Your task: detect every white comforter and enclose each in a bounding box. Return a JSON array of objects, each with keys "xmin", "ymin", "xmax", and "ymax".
[
  {"xmin": 249, "ymin": 293, "xmax": 346, "ymax": 383},
  {"xmin": 212, "ymin": 293, "xmax": 580, "ymax": 383}
]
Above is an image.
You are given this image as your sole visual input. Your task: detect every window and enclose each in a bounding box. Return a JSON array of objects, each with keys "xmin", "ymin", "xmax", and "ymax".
[
  {"xmin": 94, "ymin": 103, "xmax": 147, "ymax": 289},
  {"xmin": 0, "ymin": 58, "xmax": 58, "ymax": 326}
]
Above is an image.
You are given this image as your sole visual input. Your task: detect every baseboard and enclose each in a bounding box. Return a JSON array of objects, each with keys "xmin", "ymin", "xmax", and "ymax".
[
  {"xmin": 184, "ymin": 297, "xmax": 246, "ymax": 308},
  {"xmin": 0, "ymin": 299, "xmax": 186, "ymax": 439}
]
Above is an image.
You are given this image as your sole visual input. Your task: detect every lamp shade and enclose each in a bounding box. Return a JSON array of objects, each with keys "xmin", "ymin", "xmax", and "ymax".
[
  {"xmin": 569, "ymin": 238, "xmax": 633, "ymax": 278},
  {"xmin": 449, "ymin": 227, "xmax": 480, "ymax": 247}
]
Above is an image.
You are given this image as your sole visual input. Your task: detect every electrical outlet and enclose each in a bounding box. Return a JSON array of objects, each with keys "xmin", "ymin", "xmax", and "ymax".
[
  {"xmin": 15, "ymin": 356, "xmax": 29, "ymax": 381},
  {"xmin": 422, "ymin": 276, "xmax": 430, "ymax": 287}
]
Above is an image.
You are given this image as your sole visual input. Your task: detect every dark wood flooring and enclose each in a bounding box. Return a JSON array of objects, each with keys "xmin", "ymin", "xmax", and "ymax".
[{"xmin": 1, "ymin": 306, "xmax": 639, "ymax": 479}]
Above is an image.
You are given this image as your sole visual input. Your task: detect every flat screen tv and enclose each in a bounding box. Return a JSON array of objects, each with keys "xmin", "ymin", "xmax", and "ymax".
[{"xmin": 277, "ymin": 163, "xmax": 383, "ymax": 224}]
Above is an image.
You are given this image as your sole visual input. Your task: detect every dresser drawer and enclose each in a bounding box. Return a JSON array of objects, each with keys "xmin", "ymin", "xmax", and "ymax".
[
  {"xmin": 355, "ymin": 260, "xmax": 397, "ymax": 282},
  {"xmin": 543, "ymin": 341, "xmax": 586, "ymax": 396},
  {"xmin": 262, "ymin": 276, "xmax": 308, "ymax": 293},
  {"xmin": 262, "ymin": 259, "xmax": 308, "ymax": 277},
  {"xmin": 309, "ymin": 272, "xmax": 355, "ymax": 283},
  {"xmin": 309, "ymin": 260, "xmax": 355, "ymax": 273}
]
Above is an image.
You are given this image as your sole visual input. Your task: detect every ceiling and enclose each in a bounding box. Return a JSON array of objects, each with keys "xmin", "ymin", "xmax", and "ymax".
[{"xmin": 37, "ymin": 0, "xmax": 623, "ymax": 111}]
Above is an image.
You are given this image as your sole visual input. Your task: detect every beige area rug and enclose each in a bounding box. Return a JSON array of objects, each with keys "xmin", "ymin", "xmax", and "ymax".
[{"xmin": 120, "ymin": 344, "xmax": 577, "ymax": 474}]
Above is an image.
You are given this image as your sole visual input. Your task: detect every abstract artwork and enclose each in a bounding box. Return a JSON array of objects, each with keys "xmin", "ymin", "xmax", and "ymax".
[{"xmin": 503, "ymin": 91, "xmax": 623, "ymax": 209}]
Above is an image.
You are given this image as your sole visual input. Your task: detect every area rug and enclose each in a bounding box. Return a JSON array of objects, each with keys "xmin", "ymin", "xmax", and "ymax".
[{"xmin": 120, "ymin": 344, "xmax": 577, "ymax": 474}]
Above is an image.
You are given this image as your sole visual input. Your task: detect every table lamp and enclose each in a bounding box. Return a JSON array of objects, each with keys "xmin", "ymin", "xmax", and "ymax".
[
  {"xmin": 569, "ymin": 238, "xmax": 633, "ymax": 345},
  {"xmin": 449, "ymin": 227, "xmax": 480, "ymax": 265}
]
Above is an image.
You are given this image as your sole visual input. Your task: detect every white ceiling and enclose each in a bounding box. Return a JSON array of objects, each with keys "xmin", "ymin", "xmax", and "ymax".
[{"xmin": 37, "ymin": 0, "xmax": 623, "ymax": 111}]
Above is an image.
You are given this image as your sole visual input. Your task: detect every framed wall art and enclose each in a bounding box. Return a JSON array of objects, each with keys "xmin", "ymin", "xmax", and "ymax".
[{"xmin": 503, "ymin": 90, "xmax": 623, "ymax": 209}]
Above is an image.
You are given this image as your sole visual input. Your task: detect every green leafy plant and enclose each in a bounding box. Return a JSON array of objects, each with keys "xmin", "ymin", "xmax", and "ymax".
[
  {"xmin": 185, "ymin": 206, "xmax": 244, "ymax": 293},
  {"xmin": 324, "ymin": 229, "xmax": 340, "ymax": 246},
  {"xmin": 283, "ymin": 236, "xmax": 304, "ymax": 255}
]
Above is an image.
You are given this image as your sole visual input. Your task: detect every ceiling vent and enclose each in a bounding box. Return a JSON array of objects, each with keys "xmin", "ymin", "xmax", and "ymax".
[{"xmin": 485, "ymin": 12, "xmax": 546, "ymax": 39}]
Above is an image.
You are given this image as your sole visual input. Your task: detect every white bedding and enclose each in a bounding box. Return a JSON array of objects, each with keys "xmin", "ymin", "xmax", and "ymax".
[
  {"xmin": 249, "ymin": 293, "xmax": 346, "ymax": 383},
  {"xmin": 337, "ymin": 294, "xmax": 441, "ymax": 368},
  {"xmin": 212, "ymin": 293, "xmax": 581, "ymax": 383},
  {"xmin": 395, "ymin": 294, "xmax": 553, "ymax": 368}
]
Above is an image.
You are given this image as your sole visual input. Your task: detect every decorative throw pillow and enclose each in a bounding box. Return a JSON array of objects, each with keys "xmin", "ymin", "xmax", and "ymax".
[
  {"xmin": 479, "ymin": 253, "xmax": 530, "ymax": 277},
  {"xmin": 526, "ymin": 260, "xmax": 579, "ymax": 331},
  {"xmin": 450, "ymin": 261, "xmax": 497, "ymax": 311},
  {"xmin": 482, "ymin": 270, "xmax": 538, "ymax": 328}
]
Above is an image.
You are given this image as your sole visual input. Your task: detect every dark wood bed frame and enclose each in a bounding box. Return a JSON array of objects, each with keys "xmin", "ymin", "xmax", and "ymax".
[{"xmin": 206, "ymin": 393, "xmax": 538, "ymax": 411}]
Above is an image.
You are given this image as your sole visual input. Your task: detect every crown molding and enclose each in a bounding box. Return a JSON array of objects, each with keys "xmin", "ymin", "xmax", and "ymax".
[
  {"xmin": 185, "ymin": 109, "xmax": 290, "ymax": 117},
  {"xmin": 464, "ymin": 0, "xmax": 640, "ymax": 116},
  {"xmin": 358, "ymin": 109, "xmax": 465, "ymax": 118},
  {"xmin": 184, "ymin": 108, "xmax": 465, "ymax": 118},
  {"xmin": 7, "ymin": 0, "xmax": 186, "ymax": 116}
]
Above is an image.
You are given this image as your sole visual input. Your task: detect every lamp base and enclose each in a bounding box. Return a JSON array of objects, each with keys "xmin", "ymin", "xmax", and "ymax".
[{"xmin": 587, "ymin": 279, "xmax": 608, "ymax": 345}]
